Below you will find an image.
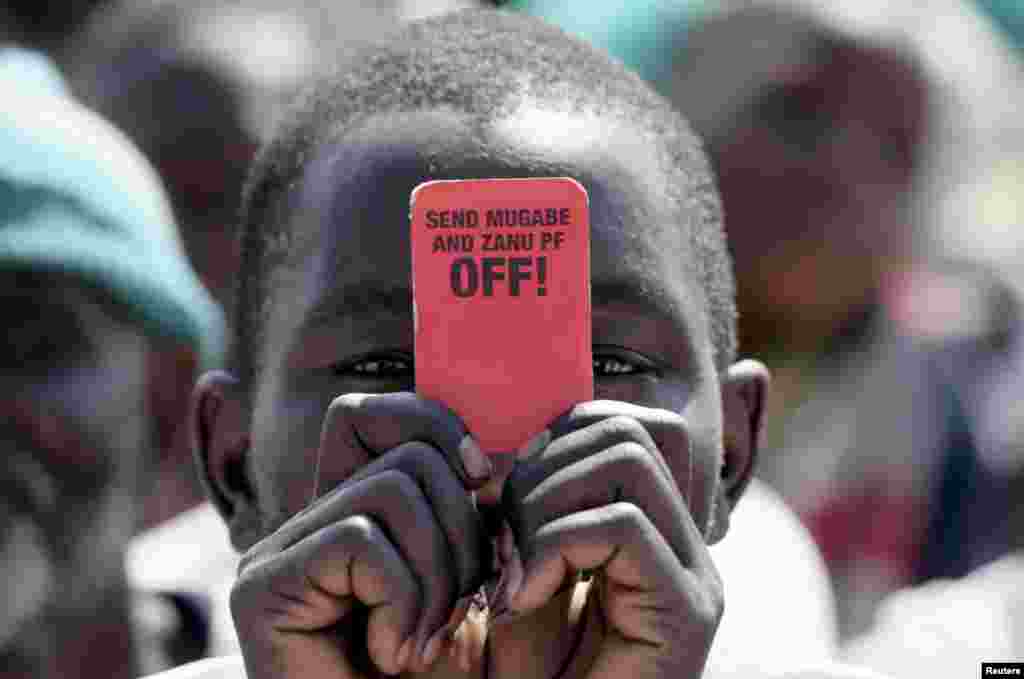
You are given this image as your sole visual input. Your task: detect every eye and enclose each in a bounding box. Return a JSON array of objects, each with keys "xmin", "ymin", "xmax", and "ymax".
[
  {"xmin": 331, "ymin": 353, "xmax": 414, "ymax": 379},
  {"xmin": 593, "ymin": 356, "xmax": 637, "ymax": 376},
  {"xmin": 1, "ymin": 299, "xmax": 89, "ymax": 373},
  {"xmin": 591, "ymin": 347, "xmax": 658, "ymax": 378}
]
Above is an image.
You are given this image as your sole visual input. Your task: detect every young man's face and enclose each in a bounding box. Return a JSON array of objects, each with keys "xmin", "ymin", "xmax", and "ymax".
[
  {"xmin": 0, "ymin": 273, "xmax": 149, "ymax": 673},
  {"xmin": 244, "ymin": 107, "xmax": 732, "ymax": 540}
]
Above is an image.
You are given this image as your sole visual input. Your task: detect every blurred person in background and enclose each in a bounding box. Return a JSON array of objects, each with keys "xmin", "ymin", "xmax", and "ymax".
[
  {"xmin": 0, "ymin": 0, "xmax": 109, "ymax": 55},
  {"xmin": 62, "ymin": 0, "xmax": 478, "ymax": 664},
  {"xmin": 0, "ymin": 48, "xmax": 224, "ymax": 678},
  {"xmin": 835, "ymin": 2, "xmax": 1024, "ymax": 674},
  {"xmin": 496, "ymin": 1, "xmax": 844, "ymax": 674},
  {"xmin": 841, "ymin": 265, "xmax": 1024, "ymax": 678},
  {"xmin": 64, "ymin": 0, "xmax": 270, "ymax": 531},
  {"xmin": 146, "ymin": 6, "xmax": 895, "ymax": 677},
  {"xmin": 64, "ymin": 0, "xmax": 476, "ymax": 531},
  {"xmin": 666, "ymin": 1, "xmax": 1020, "ymax": 640}
]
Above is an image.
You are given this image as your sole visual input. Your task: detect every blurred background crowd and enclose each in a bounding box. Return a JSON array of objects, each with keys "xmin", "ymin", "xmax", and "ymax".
[{"xmin": 3, "ymin": 0, "xmax": 1024, "ymax": 677}]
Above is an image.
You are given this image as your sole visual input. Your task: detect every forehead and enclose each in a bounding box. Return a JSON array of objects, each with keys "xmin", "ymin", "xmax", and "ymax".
[{"xmin": 265, "ymin": 108, "xmax": 708, "ymax": 357}]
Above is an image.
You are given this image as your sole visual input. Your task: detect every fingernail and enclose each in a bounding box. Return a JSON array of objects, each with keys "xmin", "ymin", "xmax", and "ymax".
[
  {"xmin": 447, "ymin": 595, "xmax": 474, "ymax": 630},
  {"xmin": 459, "ymin": 435, "xmax": 492, "ymax": 482},
  {"xmin": 499, "ymin": 527, "xmax": 523, "ymax": 608},
  {"xmin": 397, "ymin": 637, "xmax": 415, "ymax": 670},
  {"xmin": 516, "ymin": 429, "xmax": 551, "ymax": 460},
  {"xmin": 421, "ymin": 627, "xmax": 447, "ymax": 668}
]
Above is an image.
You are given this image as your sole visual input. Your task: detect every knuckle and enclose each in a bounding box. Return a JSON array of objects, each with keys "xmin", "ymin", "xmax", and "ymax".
[
  {"xmin": 237, "ymin": 535, "xmax": 277, "ymax": 574},
  {"xmin": 614, "ymin": 499, "xmax": 646, "ymax": 523},
  {"xmin": 326, "ymin": 393, "xmax": 365, "ymax": 423},
  {"xmin": 377, "ymin": 467, "xmax": 421, "ymax": 497},
  {"xmin": 705, "ymin": 570, "xmax": 725, "ymax": 614},
  {"xmin": 562, "ymin": 502, "xmax": 646, "ymax": 555},
  {"xmin": 690, "ymin": 572, "xmax": 725, "ymax": 627},
  {"xmin": 393, "ymin": 440, "xmax": 442, "ymax": 469},
  {"xmin": 236, "ymin": 549, "xmax": 259, "ymax": 574},
  {"xmin": 581, "ymin": 400, "xmax": 618, "ymax": 415},
  {"xmin": 607, "ymin": 442, "xmax": 660, "ymax": 485},
  {"xmin": 701, "ymin": 590, "xmax": 725, "ymax": 629},
  {"xmin": 553, "ymin": 401, "xmax": 597, "ymax": 433},
  {"xmin": 602, "ymin": 414, "xmax": 650, "ymax": 444},
  {"xmin": 611, "ymin": 439, "xmax": 656, "ymax": 467},
  {"xmin": 229, "ymin": 574, "xmax": 251, "ymax": 613},
  {"xmin": 609, "ymin": 500, "xmax": 647, "ymax": 537},
  {"xmin": 236, "ymin": 551, "xmax": 258, "ymax": 575},
  {"xmin": 663, "ymin": 416, "xmax": 691, "ymax": 449},
  {"xmin": 337, "ymin": 514, "xmax": 378, "ymax": 547},
  {"xmin": 566, "ymin": 401, "xmax": 596, "ymax": 419},
  {"xmin": 230, "ymin": 561, "xmax": 270, "ymax": 618}
]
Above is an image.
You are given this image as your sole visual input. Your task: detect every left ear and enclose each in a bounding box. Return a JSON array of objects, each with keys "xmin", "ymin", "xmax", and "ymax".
[{"xmin": 710, "ymin": 359, "xmax": 770, "ymax": 543}]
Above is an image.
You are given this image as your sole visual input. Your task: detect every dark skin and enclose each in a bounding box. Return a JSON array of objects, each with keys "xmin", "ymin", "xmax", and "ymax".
[
  {"xmin": 698, "ymin": 40, "xmax": 926, "ymax": 357},
  {"xmin": 196, "ymin": 108, "xmax": 769, "ymax": 679},
  {"xmin": 0, "ymin": 273, "xmax": 194, "ymax": 679}
]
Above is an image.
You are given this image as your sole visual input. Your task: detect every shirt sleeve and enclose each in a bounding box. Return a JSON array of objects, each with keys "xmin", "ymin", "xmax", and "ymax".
[{"xmin": 139, "ymin": 655, "xmax": 247, "ymax": 679}]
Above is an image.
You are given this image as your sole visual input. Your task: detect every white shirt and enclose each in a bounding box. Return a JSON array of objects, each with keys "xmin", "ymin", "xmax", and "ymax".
[
  {"xmin": 147, "ymin": 655, "xmax": 889, "ymax": 679},
  {"xmin": 844, "ymin": 553, "xmax": 1024, "ymax": 678},
  {"xmin": 127, "ymin": 503, "xmax": 240, "ymax": 658},
  {"xmin": 138, "ymin": 481, "xmax": 845, "ymax": 678}
]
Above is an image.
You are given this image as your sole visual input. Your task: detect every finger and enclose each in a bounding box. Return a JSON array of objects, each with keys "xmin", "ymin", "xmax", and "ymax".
[
  {"xmin": 544, "ymin": 401, "xmax": 692, "ymax": 493},
  {"xmin": 243, "ymin": 470, "xmax": 457, "ymax": 666},
  {"xmin": 549, "ymin": 400, "xmax": 689, "ymax": 442},
  {"xmin": 505, "ymin": 439, "xmax": 704, "ymax": 581},
  {"xmin": 233, "ymin": 514, "xmax": 419, "ymax": 676},
  {"xmin": 510, "ymin": 413, "xmax": 678, "ymax": 499},
  {"xmin": 511, "ymin": 503, "xmax": 722, "ymax": 648},
  {"xmin": 346, "ymin": 442, "xmax": 491, "ymax": 596},
  {"xmin": 320, "ymin": 392, "xmax": 492, "ymax": 488},
  {"xmin": 511, "ymin": 504, "xmax": 721, "ymax": 679}
]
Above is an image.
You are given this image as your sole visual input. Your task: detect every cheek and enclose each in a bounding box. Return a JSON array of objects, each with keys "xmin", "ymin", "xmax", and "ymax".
[
  {"xmin": 681, "ymin": 387, "xmax": 723, "ymax": 536},
  {"xmin": 594, "ymin": 377, "xmax": 722, "ymax": 533},
  {"xmin": 0, "ymin": 514, "xmax": 53, "ymax": 647},
  {"xmin": 47, "ymin": 368, "xmax": 146, "ymax": 574},
  {"xmin": 250, "ymin": 380, "xmax": 375, "ymax": 524},
  {"xmin": 593, "ymin": 376, "xmax": 689, "ymax": 411},
  {"xmin": 57, "ymin": 485, "xmax": 137, "ymax": 609},
  {"xmin": 0, "ymin": 389, "xmax": 146, "ymax": 625},
  {"xmin": 3, "ymin": 362, "xmax": 147, "ymax": 517},
  {"xmin": 250, "ymin": 386, "xmax": 325, "ymax": 523}
]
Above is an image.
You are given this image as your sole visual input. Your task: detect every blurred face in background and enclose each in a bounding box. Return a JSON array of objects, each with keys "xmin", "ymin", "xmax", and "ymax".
[
  {"xmin": 88, "ymin": 61, "xmax": 257, "ymax": 309},
  {"xmin": 68, "ymin": 46, "xmax": 258, "ymax": 527},
  {"xmin": 670, "ymin": 10, "xmax": 929, "ymax": 353},
  {"xmin": 0, "ymin": 272, "xmax": 150, "ymax": 676}
]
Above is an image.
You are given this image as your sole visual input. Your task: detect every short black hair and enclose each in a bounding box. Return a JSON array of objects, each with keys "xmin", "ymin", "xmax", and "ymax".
[{"xmin": 234, "ymin": 7, "xmax": 736, "ymax": 383}]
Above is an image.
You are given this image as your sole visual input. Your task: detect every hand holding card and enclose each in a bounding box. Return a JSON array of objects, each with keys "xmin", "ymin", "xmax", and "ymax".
[{"xmin": 411, "ymin": 178, "xmax": 593, "ymax": 454}]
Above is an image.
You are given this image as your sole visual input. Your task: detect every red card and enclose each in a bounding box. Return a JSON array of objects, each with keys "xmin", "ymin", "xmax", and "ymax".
[{"xmin": 411, "ymin": 178, "xmax": 593, "ymax": 454}]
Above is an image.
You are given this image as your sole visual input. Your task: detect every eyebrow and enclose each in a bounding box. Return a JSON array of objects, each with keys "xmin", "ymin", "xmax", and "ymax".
[
  {"xmin": 302, "ymin": 282, "xmax": 414, "ymax": 330},
  {"xmin": 300, "ymin": 276, "xmax": 687, "ymax": 332},
  {"xmin": 590, "ymin": 277, "xmax": 686, "ymax": 325}
]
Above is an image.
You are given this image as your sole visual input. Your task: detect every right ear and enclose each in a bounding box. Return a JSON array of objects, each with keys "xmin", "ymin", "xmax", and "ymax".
[{"xmin": 192, "ymin": 370, "xmax": 262, "ymax": 550}]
